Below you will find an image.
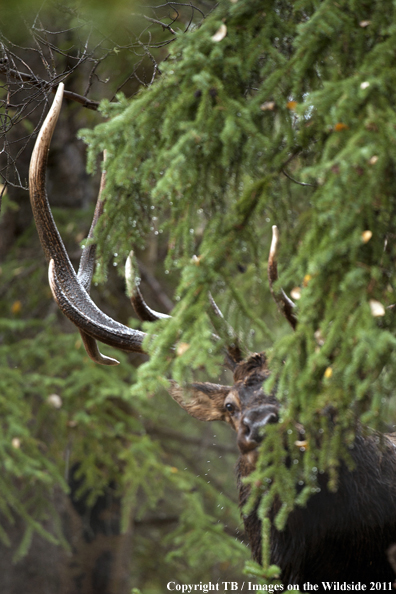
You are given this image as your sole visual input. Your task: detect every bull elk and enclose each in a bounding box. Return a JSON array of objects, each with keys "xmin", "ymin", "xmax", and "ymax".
[{"xmin": 29, "ymin": 83, "xmax": 396, "ymax": 585}]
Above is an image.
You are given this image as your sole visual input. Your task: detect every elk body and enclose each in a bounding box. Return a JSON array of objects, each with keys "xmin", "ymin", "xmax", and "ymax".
[
  {"xmin": 174, "ymin": 352, "xmax": 396, "ymax": 583},
  {"xmin": 29, "ymin": 84, "xmax": 396, "ymax": 586}
]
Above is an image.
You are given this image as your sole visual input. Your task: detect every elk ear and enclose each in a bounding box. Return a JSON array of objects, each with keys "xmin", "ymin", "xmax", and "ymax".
[{"xmin": 168, "ymin": 380, "xmax": 230, "ymax": 422}]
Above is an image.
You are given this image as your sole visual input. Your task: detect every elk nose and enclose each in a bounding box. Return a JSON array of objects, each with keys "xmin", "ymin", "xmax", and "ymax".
[{"xmin": 237, "ymin": 406, "xmax": 279, "ymax": 453}]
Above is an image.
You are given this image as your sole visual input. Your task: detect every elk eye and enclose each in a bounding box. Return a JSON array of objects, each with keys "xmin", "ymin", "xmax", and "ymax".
[{"xmin": 225, "ymin": 402, "xmax": 235, "ymax": 413}]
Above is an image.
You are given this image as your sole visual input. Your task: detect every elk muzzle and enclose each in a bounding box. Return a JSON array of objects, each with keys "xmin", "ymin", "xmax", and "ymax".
[{"xmin": 237, "ymin": 405, "xmax": 279, "ymax": 454}]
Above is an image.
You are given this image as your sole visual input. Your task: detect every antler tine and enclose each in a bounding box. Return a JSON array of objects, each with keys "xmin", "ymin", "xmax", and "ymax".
[
  {"xmin": 208, "ymin": 292, "xmax": 245, "ymax": 369},
  {"xmin": 81, "ymin": 147, "xmax": 145, "ymax": 364},
  {"xmin": 125, "ymin": 253, "xmax": 244, "ymax": 369},
  {"xmin": 268, "ymin": 225, "xmax": 297, "ymax": 330},
  {"xmin": 76, "ymin": 150, "xmax": 126, "ymax": 364},
  {"xmin": 77, "ymin": 150, "xmax": 107, "ymax": 293},
  {"xmin": 29, "ymin": 83, "xmax": 147, "ymax": 363},
  {"xmin": 125, "ymin": 252, "xmax": 171, "ymax": 322}
]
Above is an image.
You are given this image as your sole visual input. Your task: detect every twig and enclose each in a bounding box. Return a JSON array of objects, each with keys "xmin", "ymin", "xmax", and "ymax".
[
  {"xmin": 281, "ymin": 168, "xmax": 317, "ymax": 188},
  {"xmin": 146, "ymin": 2, "xmax": 206, "ymax": 19},
  {"xmin": 0, "ymin": 64, "xmax": 100, "ymax": 110},
  {"xmin": 133, "ymin": 14, "xmax": 177, "ymax": 35},
  {"xmin": 280, "ymin": 148, "xmax": 302, "ymax": 169}
]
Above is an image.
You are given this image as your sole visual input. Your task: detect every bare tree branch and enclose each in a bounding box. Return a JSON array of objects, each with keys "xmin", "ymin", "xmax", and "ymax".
[
  {"xmin": 281, "ymin": 168, "xmax": 317, "ymax": 188},
  {"xmin": 0, "ymin": 1, "xmax": 213, "ymax": 196}
]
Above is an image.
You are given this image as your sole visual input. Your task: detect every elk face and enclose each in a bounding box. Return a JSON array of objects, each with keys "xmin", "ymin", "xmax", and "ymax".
[{"xmin": 169, "ymin": 353, "xmax": 279, "ymax": 467}]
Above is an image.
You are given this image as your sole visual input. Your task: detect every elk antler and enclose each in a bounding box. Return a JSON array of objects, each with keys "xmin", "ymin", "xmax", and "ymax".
[
  {"xmin": 268, "ymin": 225, "xmax": 297, "ymax": 330},
  {"xmin": 29, "ymin": 83, "xmax": 147, "ymax": 364},
  {"xmin": 125, "ymin": 254, "xmax": 244, "ymax": 368},
  {"xmin": 29, "ymin": 83, "xmax": 249, "ymax": 370}
]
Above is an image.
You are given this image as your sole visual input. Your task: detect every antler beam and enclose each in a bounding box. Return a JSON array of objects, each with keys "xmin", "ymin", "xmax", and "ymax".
[{"xmin": 29, "ymin": 83, "xmax": 147, "ymax": 364}]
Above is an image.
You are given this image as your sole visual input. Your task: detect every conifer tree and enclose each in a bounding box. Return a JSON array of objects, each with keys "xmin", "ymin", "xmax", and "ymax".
[{"xmin": 81, "ymin": 0, "xmax": 396, "ymax": 581}]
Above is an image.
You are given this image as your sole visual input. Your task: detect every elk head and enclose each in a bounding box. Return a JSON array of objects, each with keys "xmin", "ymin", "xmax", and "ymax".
[
  {"xmin": 29, "ymin": 83, "xmax": 295, "ymax": 465},
  {"xmin": 169, "ymin": 353, "xmax": 279, "ymax": 470}
]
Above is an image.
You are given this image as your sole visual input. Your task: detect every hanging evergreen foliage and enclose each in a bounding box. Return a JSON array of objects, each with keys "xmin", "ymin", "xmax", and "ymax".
[
  {"xmin": 0, "ymin": 210, "xmax": 248, "ymax": 586},
  {"xmin": 79, "ymin": 0, "xmax": 396, "ymax": 581}
]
